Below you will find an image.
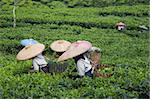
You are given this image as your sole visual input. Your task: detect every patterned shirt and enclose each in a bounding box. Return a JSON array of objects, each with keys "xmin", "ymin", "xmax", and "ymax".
[
  {"xmin": 32, "ymin": 53, "xmax": 47, "ymax": 71},
  {"xmin": 76, "ymin": 55, "xmax": 92, "ymax": 76}
]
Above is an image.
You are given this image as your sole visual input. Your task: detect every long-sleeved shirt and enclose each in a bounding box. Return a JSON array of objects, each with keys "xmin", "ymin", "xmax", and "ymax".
[
  {"xmin": 76, "ymin": 55, "xmax": 92, "ymax": 76},
  {"xmin": 32, "ymin": 53, "xmax": 47, "ymax": 71}
]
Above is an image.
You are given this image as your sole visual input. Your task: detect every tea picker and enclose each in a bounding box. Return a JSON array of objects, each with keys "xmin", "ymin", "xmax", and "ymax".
[
  {"xmin": 50, "ymin": 40, "xmax": 71, "ymax": 57},
  {"xmin": 17, "ymin": 39, "xmax": 48, "ymax": 73},
  {"xmin": 48, "ymin": 40, "xmax": 71, "ymax": 73},
  {"xmin": 116, "ymin": 22, "xmax": 126, "ymax": 31},
  {"xmin": 138, "ymin": 25, "xmax": 149, "ymax": 32},
  {"xmin": 58, "ymin": 40, "xmax": 113, "ymax": 78},
  {"xmin": 58, "ymin": 40, "xmax": 94, "ymax": 77},
  {"xmin": 86, "ymin": 47, "xmax": 113, "ymax": 78}
]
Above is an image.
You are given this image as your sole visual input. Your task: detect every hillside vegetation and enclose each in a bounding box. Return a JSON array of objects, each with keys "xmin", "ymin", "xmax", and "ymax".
[{"xmin": 0, "ymin": 0, "xmax": 149, "ymax": 98}]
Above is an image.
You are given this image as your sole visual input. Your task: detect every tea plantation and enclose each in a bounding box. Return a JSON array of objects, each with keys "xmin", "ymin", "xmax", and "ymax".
[{"xmin": 0, "ymin": 0, "xmax": 149, "ymax": 98}]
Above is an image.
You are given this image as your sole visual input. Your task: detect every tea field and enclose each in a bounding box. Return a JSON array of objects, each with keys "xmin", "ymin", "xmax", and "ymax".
[{"xmin": 0, "ymin": 0, "xmax": 149, "ymax": 98}]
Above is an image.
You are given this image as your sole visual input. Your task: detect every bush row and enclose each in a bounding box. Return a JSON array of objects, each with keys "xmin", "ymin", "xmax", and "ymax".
[
  {"xmin": 98, "ymin": 5, "xmax": 149, "ymax": 17},
  {"xmin": 32, "ymin": 0, "xmax": 149, "ymax": 8},
  {"xmin": 1, "ymin": 4, "xmax": 149, "ymax": 18},
  {"xmin": 0, "ymin": 0, "xmax": 149, "ymax": 8},
  {"xmin": 0, "ymin": 14, "xmax": 149, "ymax": 30},
  {"xmin": 0, "ymin": 5, "xmax": 149, "ymax": 30},
  {"xmin": 0, "ymin": 56, "xmax": 148, "ymax": 98}
]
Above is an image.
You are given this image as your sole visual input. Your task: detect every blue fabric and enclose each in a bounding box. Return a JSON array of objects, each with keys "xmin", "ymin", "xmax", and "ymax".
[{"xmin": 20, "ymin": 39, "xmax": 38, "ymax": 46}]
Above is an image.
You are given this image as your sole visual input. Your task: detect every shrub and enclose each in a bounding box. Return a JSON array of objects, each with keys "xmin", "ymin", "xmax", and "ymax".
[{"xmin": 47, "ymin": 1, "xmax": 66, "ymax": 8}]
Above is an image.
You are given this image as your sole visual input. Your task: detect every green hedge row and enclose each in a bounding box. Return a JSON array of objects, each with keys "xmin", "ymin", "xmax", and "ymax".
[
  {"xmin": 32, "ymin": 0, "xmax": 149, "ymax": 7},
  {"xmin": 0, "ymin": 54, "xmax": 148, "ymax": 98},
  {"xmin": 0, "ymin": 14, "xmax": 149, "ymax": 30},
  {"xmin": 99, "ymin": 5, "xmax": 149, "ymax": 17},
  {"xmin": 0, "ymin": 5, "xmax": 149, "ymax": 29},
  {"xmin": 0, "ymin": 0, "xmax": 149, "ymax": 8},
  {"xmin": 1, "ymin": 4, "xmax": 149, "ymax": 18}
]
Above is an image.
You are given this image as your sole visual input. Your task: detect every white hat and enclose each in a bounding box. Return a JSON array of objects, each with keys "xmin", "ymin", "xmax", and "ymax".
[
  {"xmin": 16, "ymin": 44, "xmax": 45, "ymax": 60},
  {"xmin": 50, "ymin": 40, "xmax": 71, "ymax": 52},
  {"xmin": 116, "ymin": 22, "xmax": 125, "ymax": 26}
]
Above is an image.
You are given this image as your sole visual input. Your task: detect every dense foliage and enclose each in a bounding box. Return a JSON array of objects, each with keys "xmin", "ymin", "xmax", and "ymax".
[
  {"xmin": 0, "ymin": 0, "xmax": 149, "ymax": 98},
  {"xmin": 32, "ymin": 0, "xmax": 149, "ymax": 7},
  {"xmin": 0, "ymin": 0, "xmax": 149, "ymax": 8}
]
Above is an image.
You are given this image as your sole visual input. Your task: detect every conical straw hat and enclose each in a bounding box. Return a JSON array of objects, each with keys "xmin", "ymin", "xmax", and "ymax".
[
  {"xmin": 116, "ymin": 22, "xmax": 125, "ymax": 26},
  {"xmin": 58, "ymin": 40, "xmax": 92, "ymax": 62},
  {"xmin": 20, "ymin": 39, "xmax": 38, "ymax": 46},
  {"xmin": 16, "ymin": 44, "xmax": 45, "ymax": 60},
  {"xmin": 50, "ymin": 40, "xmax": 71, "ymax": 52}
]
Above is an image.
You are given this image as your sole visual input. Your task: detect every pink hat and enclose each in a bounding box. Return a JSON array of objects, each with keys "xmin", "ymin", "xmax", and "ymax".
[
  {"xmin": 50, "ymin": 40, "xmax": 71, "ymax": 52},
  {"xmin": 58, "ymin": 40, "xmax": 92, "ymax": 62},
  {"xmin": 16, "ymin": 44, "xmax": 45, "ymax": 60}
]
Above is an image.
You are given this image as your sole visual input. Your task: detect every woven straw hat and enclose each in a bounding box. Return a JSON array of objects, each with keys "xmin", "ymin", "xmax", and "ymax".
[
  {"xmin": 20, "ymin": 39, "xmax": 38, "ymax": 46},
  {"xmin": 16, "ymin": 44, "xmax": 45, "ymax": 60},
  {"xmin": 50, "ymin": 40, "xmax": 71, "ymax": 52},
  {"xmin": 116, "ymin": 22, "xmax": 125, "ymax": 26},
  {"xmin": 58, "ymin": 40, "xmax": 92, "ymax": 62}
]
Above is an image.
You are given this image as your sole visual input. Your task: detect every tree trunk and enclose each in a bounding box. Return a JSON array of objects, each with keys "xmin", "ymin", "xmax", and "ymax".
[{"xmin": 13, "ymin": 0, "xmax": 16, "ymax": 28}]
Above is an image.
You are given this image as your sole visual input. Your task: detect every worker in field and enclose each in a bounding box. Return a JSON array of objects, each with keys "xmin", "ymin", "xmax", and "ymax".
[
  {"xmin": 17, "ymin": 39, "xmax": 71, "ymax": 73},
  {"xmin": 58, "ymin": 40, "xmax": 112, "ymax": 78},
  {"xmin": 17, "ymin": 39, "xmax": 48, "ymax": 73},
  {"xmin": 48, "ymin": 40, "xmax": 71, "ymax": 73},
  {"xmin": 87, "ymin": 47, "xmax": 113, "ymax": 78},
  {"xmin": 116, "ymin": 22, "xmax": 126, "ymax": 31},
  {"xmin": 57, "ymin": 40, "xmax": 93, "ymax": 77},
  {"xmin": 50, "ymin": 40, "xmax": 71, "ymax": 57}
]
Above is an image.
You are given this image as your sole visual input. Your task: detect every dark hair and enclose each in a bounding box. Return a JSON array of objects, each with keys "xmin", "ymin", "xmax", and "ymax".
[
  {"xmin": 73, "ymin": 54, "xmax": 85, "ymax": 64},
  {"xmin": 56, "ymin": 52, "xmax": 64, "ymax": 56},
  {"xmin": 73, "ymin": 51, "xmax": 88, "ymax": 63}
]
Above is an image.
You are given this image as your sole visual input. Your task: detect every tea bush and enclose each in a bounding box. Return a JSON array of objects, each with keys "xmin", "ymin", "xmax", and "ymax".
[
  {"xmin": 32, "ymin": 0, "xmax": 149, "ymax": 7},
  {"xmin": 0, "ymin": 4, "xmax": 149, "ymax": 30},
  {"xmin": 0, "ymin": 1, "xmax": 149, "ymax": 98},
  {"xmin": 98, "ymin": 5, "xmax": 150, "ymax": 17},
  {"xmin": 47, "ymin": 1, "xmax": 67, "ymax": 8}
]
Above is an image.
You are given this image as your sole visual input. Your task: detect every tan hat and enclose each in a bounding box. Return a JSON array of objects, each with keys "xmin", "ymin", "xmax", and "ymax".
[
  {"xmin": 116, "ymin": 22, "xmax": 125, "ymax": 26},
  {"xmin": 50, "ymin": 40, "xmax": 71, "ymax": 52},
  {"xmin": 58, "ymin": 40, "xmax": 92, "ymax": 62},
  {"xmin": 16, "ymin": 43, "xmax": 45, "ymax": 60}
]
